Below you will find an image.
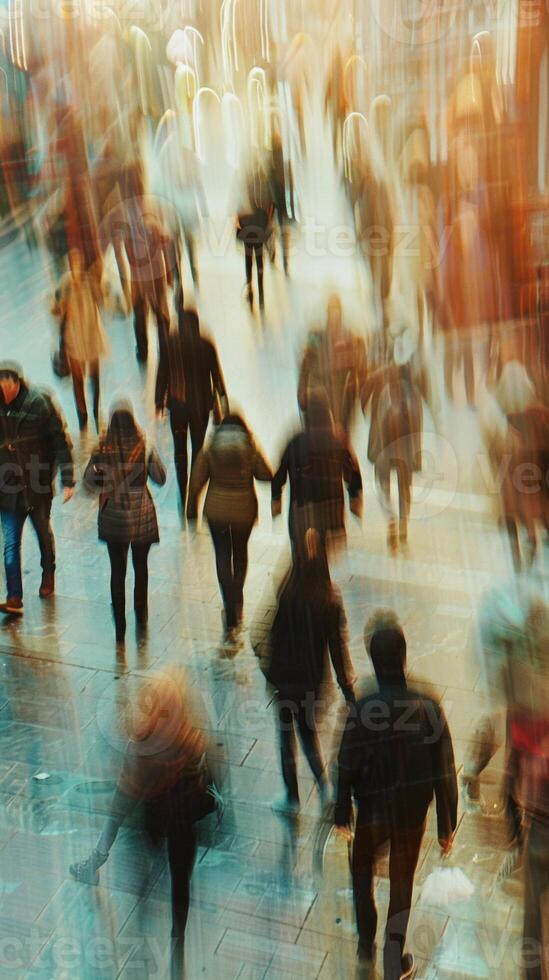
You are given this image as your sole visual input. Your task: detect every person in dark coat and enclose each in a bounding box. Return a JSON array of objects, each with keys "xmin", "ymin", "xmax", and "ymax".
[
  {"xmin": 84, "ymin": 403, "xmax": 166, "ymax": 646},
  {"xmin": 0, "ymin": 361, "xmax": 74, "ymax": 614},
  {"xmin": 236, "ymin": 158, "xmax": 274, "ymax": 312},
  {"xmin": 155, "ymin": 306, "xmax": 228, "ymax": 512},
  {"xmin": 254, "ymin": 530, "xmax": 356, "ymax": 813},
  {"xmin": 267, "ymin": 130, "xmax": 294, "ymax": 276},
  {"xmin": 69, "ymin": 667, "xmax": 223, "ymax": 976},
  {"xmin": 272, "ymin": 389, "xmax": 363, "ymax": 561},
  {"xmin": 334, "ymin": 610, "xmax": 458, "ymax": 980},
  {"xmin": 361, "ymin": 325, "xmax": 440, "ymax": 553}
]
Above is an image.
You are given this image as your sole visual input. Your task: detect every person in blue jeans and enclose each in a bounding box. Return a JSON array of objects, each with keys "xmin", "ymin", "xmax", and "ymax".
[{"xmin": 0, "ymin": 362, "xmax": 74, "ymax": 614}]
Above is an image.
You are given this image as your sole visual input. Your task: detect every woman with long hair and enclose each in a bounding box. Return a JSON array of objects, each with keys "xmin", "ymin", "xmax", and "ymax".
[
  {"xmin": 187, "ymin": 412, "xmax": 272, "ymax": 649},
  {"xmin": 84, "ymin": 402, "xmax": 166, "ymax": 645},
  {"xmin": 69, "ymin": 668, "xmax": 221, "ymax": 971}
]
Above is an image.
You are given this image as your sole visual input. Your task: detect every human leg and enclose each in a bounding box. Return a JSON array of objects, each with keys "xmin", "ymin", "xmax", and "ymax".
[
  {"xmin": 133, "ymin": 294, "xmax": 148, "ymax": 362},
  {"xmin": 106, "ymin": 542, "xmax": 129, "ymax": 641},
  {"xmin": 28, "ymin": 500, "xmax": 56, "ymax": 595},
  {"xmin": 69, "ymin": 357, "xmax": 87, "ymax": 429},
  {"xmin": 522, "ymin": 818, "xmax": 549, "ymax": 980},
  {"xmin": 352, "ymin": 817, "xmax": 386, "ymax": 960},
  {"xmin": 169, "ymin": 403, "xmax": 190, "ymax": 509},
  {"xmin": 255, "ymin": 244, "xmax": 265, "ymax": 310},
  {"xmin": 396, "ymin": 462, "xmax": 412, "ymax": 544},
  {"xmin": 188, "ymin": 412, "xmax": 209, "ymax": 473},
  {"xmin": 245, "ymin": 246, "xmax": 253, "ymax": 308},
  {"xmin": 89, "ymin": 359, "xmax": 100, "ymax": 429},
  {"xmin": 230, "ymin": 523, "xmax": 252, "ymax": 625},
  {"xmin": 131, "ymin": 542, "xmax": 150, "ymax": 624},
  {"xmin": 208, "ymin": 522, "xmax": 235, "ymax": 629},
  {"xmin": 167, "ymin": 823, "xmax": 198, "ymax": 940},
  {"xmin": 276, "ymin": 700, "xmax": 300, "ymax": 804},
  {"xmin": 295, "ymin": 700, "xmax": 328, "ymax": 796},
  {"xmin": 384, "ymin": 822, "xmax": 425, "ymax": 979},
  {"xmin": 0, "ymin": 509, "xmax": 26, "ymax": 601}
]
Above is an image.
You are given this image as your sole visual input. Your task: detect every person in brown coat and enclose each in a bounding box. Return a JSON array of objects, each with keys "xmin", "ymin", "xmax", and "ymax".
[{"xmin": 187, "ymin": 414, "xmax": 272, "ymax": 648}]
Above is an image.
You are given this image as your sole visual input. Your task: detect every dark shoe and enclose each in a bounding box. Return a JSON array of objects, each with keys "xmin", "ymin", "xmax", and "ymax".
[
  {"xmin": 39, "ymin": 573, "xmax": 55, "ymax": 598},
  {"xmin": 77, "ymin": 411, "xmax": 88, "ymax": 431},
  {"xmin": 357, "ymin": 944, "xmax": 376, "ymax": 978},
  {"xmin": 399, "ymin": 953, "xmax": 414, "ymax": 979},
  {"xmin": 69, "ymin": 848, "xmax": 107, "ymax": 885},
  {"xmin": 0, "ymin": 597, "xmax": 23, "ymax": 615}
]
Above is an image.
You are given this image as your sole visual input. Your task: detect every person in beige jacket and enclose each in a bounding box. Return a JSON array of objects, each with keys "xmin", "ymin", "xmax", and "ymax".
[
  {"xmin": 187, "ymin": 413, "xmax": 272, "ymax": 646},
  {"xmin": 53, "ymin": 248, "xmax": 109, "ymax": 430}
]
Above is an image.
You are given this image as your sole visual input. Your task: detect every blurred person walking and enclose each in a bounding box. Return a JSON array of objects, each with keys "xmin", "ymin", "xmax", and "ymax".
[
  {"xmin": 272, "ymin": 389, "xmax": 362, "ymax": 561},
  {"xmin": 254, "ymin": 531, "xmax": 356, "ymax": 814},
  {"xmin": 187, "ymin": 413, "xmax": 272, "ymax": 650},
  {"xmin": 236, "ymin": 158, "xmax": 274, "ymax": 313},
  {"xmin": 0, "ymin": 362, "xmax": 74, "ymax": 612},
  {"xmin": 84, "ymin": 404, "xmax": 166, "ymax": 646},
  {"xmin": 155, "ymin": 306, "xmax": 228, "ymax": 513},
  {"xmin": 52, "ymin": 248, "xmax": 110, "ymax": 431},
  {"xmin": 298, "ymin": 295, "xmax": 367, "ymax": 436},
  {"xmin": 69, "ymin": 668, "xmax": 222, "ymax": 974},
  {"xmin": 361, "ymin": 323, "xmax": 440, "ymax": 554},
  {"xmin": 114, "ymin": 164, "xmax": 175, "ymax": 366},
  {"xmin": 481, "ymin": 360, "xmax": 549, "ymax": 570},
  {"xmin": 334, "ymin": 610, "xmax": 458, "ymax": 980}
]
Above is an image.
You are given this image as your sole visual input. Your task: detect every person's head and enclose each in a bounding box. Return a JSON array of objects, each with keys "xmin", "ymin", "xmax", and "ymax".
[
  {"xmin": 220, "ymin": 413, "xmax": 250, "ymax": 436},
  {"xmin": 105, "ymin": 400, "xmax": 142, "ymax": 453},
  {"xmin": 0, "ymin": 362, "xmax": 22, "ymax": 403},
  {"xmin": 305, "ymin": 387, "xmax": 334, "ymax": 435},
  {"xmin": 178, "ymin": 306, "xmax": 200, "ymax": 338},
  {"xmin": 364, "ymin": 609, "xmax": 407, "ymax": 687}
]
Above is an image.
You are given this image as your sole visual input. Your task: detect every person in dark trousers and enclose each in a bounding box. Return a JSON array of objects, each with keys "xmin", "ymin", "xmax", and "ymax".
[
  {"xmin": 254, "ymin": 530, "xmax": 356, "ymax": 814},
  {"xmin": 272, "ymin": 389, "xmax": 363, "ymax": 561},
  {"xmin": 0, "ymin": 361, "xmax": 74, "ymax": 613},
  {"xmin": 84, "ymin": 404, "xmax": 166, "ymax": 647},
  {"xmin": 155, "ymin": 306, "xmax": 228, "ymax": 513},
  {"xmin": 236, "ymin": 159, "xmax": 274, "ymax": 312},
  {"xmin": 187, "ymin": 413, "xmax": 272, "ymax": 650},
  {"xmin": 334, "ymin": 610, "xmax": 458, "ymax": 980},
  {"xmin": 69, "ymin": 668, "xmax": 222, "ymax": 977}
]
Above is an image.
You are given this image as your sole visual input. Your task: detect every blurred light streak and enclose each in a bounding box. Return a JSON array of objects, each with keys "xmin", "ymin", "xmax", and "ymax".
[
  {"xmin": 343, "ymin": 111, "xmax": 368, "ymax": 183},
  {"xmin": 130, "ymin": 25, "xmax": 153, "ymax": 116},
  {"xmin": 193, "ymin": 86, "xmax": 221, "ymax": 163}
]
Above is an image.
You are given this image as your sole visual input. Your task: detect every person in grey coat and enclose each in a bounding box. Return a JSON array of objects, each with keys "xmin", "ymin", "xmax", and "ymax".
[{"xmin": 84, "ymin": 403, "xmax": 166, "ymax": 646}]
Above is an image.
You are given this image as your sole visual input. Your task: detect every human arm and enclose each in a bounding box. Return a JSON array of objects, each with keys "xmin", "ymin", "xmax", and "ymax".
[
  {"xmin": 271, "ymin": 445, "xmax": 289, "ymax": 516},
  {"xmin": 341, "ymin": 440, "xmax": 363, "ymax": 517},
  {"xmin": 431, "ymin": 702, "xmax": 458, "ymax": 850},
  {"xmin": 209, "ymin": 343, "xmax": 228, "ymax": 416},
  {"xmin": 44, "ymin": 395, "xmax": 74, "ymax": 491},
  {"xmin": 327, "ymin": 596, "xmax": 356, "ymax": 701},
  {"xmin": 147, "ymin": 448, "xmax": 167, "ymax": 486},
  {"xmin": 334, "ymin": 713, "xmax": 359, "ymax": 828},
  {"xmin": 186, "ymin": 448, "xmax": 210, "ymax": 520},
  {"xmin": 253, "ymin": 444, "xmax": 273, "ymax": 482}
]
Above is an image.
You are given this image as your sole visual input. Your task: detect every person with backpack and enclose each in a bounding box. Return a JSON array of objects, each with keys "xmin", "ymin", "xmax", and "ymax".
[
  {"xmin": 253, "ymin": 530, "xmax": 356, "ymax": 814},
  {"xmin": 84, "ymin": 403, "xmax": 166, "ymax": 647},
  {"xmin": 361, "ymin": 323, "xmax": 439, "ymax": 553},
  {"xmin": 334, "ymin": 610, "xmax": 458, "ymax": 980}
]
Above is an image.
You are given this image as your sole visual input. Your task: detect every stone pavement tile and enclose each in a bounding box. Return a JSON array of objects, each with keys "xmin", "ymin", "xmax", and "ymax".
[
  {"xmin": 215, "ymin": 929, "xmax": 276, "ymax": 971},
  {"xmin": 219, "ymin": 908, "xmax": 300, "ymax": 944},
  {"xmin": 0, "ymin": 918, "xmax": 52, "ymax": 979},
  {"xmin": 24, "ymin": 929, "xmax": 134, "ymax": 980},
  {"xmin": 37, "ymin": 879, "xmax": 138, "ymax": 941}
]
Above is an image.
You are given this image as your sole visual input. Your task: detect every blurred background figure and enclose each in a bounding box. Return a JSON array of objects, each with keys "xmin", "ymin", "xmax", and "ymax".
[
  {"xmin": 481, "ymin": 361, "xmax": 549, "ymax": 570},
  {"xmin": 69, "ymin": 668, "xmax": 222, "ymax": 976},
  {"xmin": 84, "ymin": 404, "xmax": 166, "ymax": 648},
  {"xmin": 334, "ymin": 610, "xmax": 458, "ymax": 980},
  {"xmin": 266, "ymin": 127, "xmax": 295, "ymax": 276},
  {"xmin": 236, "ymin": 155, "xmax": 274, "ymax": 313},
  {"xmin": 0, "ymin": 363, "xmax": 74, "ymax": 614},
  {"xmin": 298, "ymin": 294, "xmax": 367, "ymax": 436},
  {"xmin": 156, "ymin": 306, "xmax": 228, "ymax": 515},
  {"xmin": 361, "ymin": 321, "xmax": 440, "ymax": 553},
  {"xmin": 51, "ymin": 247, "xmax": 110, "ymax": 432},
  {"xmin": 272, "ymin": 388, "xmax": 362, "ymax": 562},
  {"xmin": 187, "ymin": 413, "xmax": 272, "ymax": 652},
  {"xmin": 254, "ymin": 529, "xmax": 355, "ymax": 815}
]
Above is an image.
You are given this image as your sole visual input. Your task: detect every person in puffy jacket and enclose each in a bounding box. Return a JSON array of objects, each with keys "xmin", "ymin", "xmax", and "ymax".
[
  {"xmin": 187, "ymin": 413, "xmax": 272, "ymax": 648},
  {"xmin": 84, "ymin": 402, "xmax": 166, "ymax": 646}
]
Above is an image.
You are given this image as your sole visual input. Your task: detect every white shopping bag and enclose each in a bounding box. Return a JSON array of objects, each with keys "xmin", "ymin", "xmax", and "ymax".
[{"xmin": 420, "ymin": 866, "xmax": 475, "ymax": 907}]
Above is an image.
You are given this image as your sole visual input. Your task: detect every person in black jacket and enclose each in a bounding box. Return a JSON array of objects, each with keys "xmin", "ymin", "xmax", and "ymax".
[
  {"xmin": 155, "ymin": 306, "xmax": 228, "ymax": 513},
  {"xmin": 84, "ymin": 403, "xmax": 166, "ymax": 646},
  {"xmin": 334, "ymin": 610, "xmax": 458, "ymax": 980},
  {"xmin": 271, "ymin": 389, "xmax": 362, "ymax": 561},
  {"xmin": 253, "ymin": 530, "xmax": 355, "ymax": 813},
  {"xmin": 0, "ymin": 362, "xmax": 74, "ymax": 614}
]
